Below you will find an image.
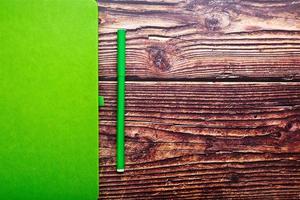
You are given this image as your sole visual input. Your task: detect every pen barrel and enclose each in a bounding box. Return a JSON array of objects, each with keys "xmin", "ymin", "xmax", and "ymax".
[{"xmin": 117, "ymin": 29, "xmax": 126, "ymax": 171}]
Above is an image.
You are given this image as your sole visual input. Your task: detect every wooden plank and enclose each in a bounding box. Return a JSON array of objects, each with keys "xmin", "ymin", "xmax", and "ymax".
[
  {"xmin": 98, "ymin": 0, "xmax": 300, "ymax": 80},
  {"xmin": 99, "ymin": 82, "xmax": 300, "ymax": 199}
]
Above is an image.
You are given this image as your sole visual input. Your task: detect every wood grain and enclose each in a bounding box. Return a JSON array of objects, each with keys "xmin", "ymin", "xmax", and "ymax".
[
  {"xmin": 98, "ymin": 0, "xmax": 300, "ymax": 199},
  {"xmin": 98, "ymin": 0, "xmax": 300, "ymax": 80},
  {"xmin": 99, "ymin": 82, "xmax": 300, "ymax": 199}
]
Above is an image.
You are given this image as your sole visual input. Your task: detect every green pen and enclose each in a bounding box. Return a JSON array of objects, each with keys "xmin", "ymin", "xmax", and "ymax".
[{"xmin": 116, "ymin": 29, "xmax": 126, "ymax": 172}]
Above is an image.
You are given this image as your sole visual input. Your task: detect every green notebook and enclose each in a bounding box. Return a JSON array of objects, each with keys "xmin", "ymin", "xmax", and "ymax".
[{"xmin": 0, "ymin": 0, "xmax": 98, "ymax": 199}]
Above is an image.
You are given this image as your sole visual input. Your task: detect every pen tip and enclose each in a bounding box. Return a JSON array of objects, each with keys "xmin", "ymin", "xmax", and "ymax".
[{"xmin": 117, "ymin": 169, "xmax": 125, "ymax": 173}]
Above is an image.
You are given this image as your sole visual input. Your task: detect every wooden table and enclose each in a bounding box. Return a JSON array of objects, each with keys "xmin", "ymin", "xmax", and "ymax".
[{"xmin": 98, "ymin": 1, "xmax": 300, "ymax": 199}]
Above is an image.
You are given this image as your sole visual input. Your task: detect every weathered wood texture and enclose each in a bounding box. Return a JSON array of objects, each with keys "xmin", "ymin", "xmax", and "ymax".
[
  {"xmin": 98, "ymin": 0, "xmax": 300, "ymax": 199},
  {"xmin": 99, "ymin": 82, "xmax": 300, "ymax": 199},
  {"xmin": 99, "ymin": 0, "xmax": 300, "ymax": 80}
]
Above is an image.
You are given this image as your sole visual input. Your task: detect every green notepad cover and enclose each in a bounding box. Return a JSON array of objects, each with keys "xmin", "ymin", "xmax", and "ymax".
[{"xmin": 0, "ymin": 0, "xmax": 98, "ymax": 199}]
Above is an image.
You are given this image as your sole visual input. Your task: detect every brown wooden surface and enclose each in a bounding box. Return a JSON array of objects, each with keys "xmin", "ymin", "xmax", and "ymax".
[{"xmin": 98, "ymin": 0, "xmax": 300, "ymax": 199}]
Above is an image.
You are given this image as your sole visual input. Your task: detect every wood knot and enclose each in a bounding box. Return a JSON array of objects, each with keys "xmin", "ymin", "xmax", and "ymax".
[
  {"xmin": 285, "ymin": 119, "xmax": 300, "ymax": 132},
  {"xmin": 204, "ymin": 12, "xmax": 230, "ymax": 31},
  {"xmin": 205, "ymin": 17, "xmax": 220, "ymax": 31},
  {"xmin": 147, "ymin": 46, "xmax": 171, "ymax": 72},
  {"xmin": 271, "ymin": 131, "xmax": 282, "ymax": 139},
  {"xmin": 229, "ymin": 173, "xmax": 240, "ymax": 183}
]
